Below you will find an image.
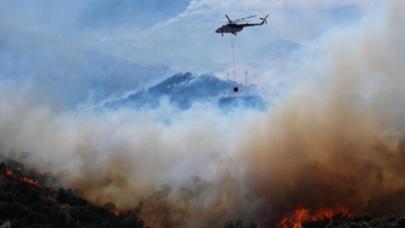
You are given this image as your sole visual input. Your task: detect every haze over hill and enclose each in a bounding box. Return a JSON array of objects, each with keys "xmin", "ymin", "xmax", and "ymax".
[{"xmin": 103, "ymin": 72, "xmax": 265, "ymax": 110}]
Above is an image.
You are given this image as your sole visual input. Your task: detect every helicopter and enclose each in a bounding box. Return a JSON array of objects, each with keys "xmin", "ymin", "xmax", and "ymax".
[{"xmin": 215, "ymin": 14, "xmax": 269, "ymax": 36}]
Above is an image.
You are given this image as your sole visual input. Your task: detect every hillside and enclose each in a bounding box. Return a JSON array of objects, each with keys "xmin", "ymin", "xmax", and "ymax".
[
  {"xmin": 0, "ymin": 161, "xmax": 145, "ymax": 228},
  {"xmin": 1, "ymin": 160, "xmax": 405, "ymax": 228}
]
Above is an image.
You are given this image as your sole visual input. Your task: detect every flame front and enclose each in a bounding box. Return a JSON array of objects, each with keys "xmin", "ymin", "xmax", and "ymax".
[
  {"xmin": 278, "ymin": 207, "xmax": 352, "ymax": 228},
  {"xmin": 3, "ymin": 168, "xmax": 40, "ymax": 187},
  {"xmin": 21, "ymin": 176, "xmax": 40, "ymax": 187},
  {"xmin": 4, "ymin": 169, "xmax": 14, "ymax": 177}
]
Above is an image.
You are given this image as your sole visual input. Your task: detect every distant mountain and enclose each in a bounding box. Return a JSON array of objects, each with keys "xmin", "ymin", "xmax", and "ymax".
[
  {"xmin": 0, "ymin": 44, "xmax": 172, "ymax": 108},
  {"xmin": 103, "ymin": 73, "xmax": 265, "ymax": 110}
]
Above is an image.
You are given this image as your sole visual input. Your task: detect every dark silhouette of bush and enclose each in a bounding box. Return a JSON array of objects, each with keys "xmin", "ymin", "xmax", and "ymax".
[
  {"xmin": 57, "ymin": 188, "xmax": 88, "ymax": 206},
  {"xmin": 0, "ymin": 202, "xmax": 28, "ymax": 219},
  {"xmin": 224, "ymin": 220, "xmax": 257, "ymax": 228}
]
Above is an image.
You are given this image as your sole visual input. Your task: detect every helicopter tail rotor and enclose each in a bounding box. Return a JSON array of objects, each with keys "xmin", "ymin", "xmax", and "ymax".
[{"xmin": 260, "ymin": 14, "xmax": 269, "ymax": 24}]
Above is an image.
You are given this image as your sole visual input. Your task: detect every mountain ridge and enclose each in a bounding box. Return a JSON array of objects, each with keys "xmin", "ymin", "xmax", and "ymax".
[{"xmin": 103, "ymin": 72, "xmax": 266, "ymax": 110}]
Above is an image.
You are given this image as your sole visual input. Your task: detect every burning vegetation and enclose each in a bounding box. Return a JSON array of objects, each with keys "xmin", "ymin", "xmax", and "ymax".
[
  {"xmin": 275, "ymin": 208, "xmax": 405, "ymax": 228},
  {"xmin": 278, "ymin": 207, "xmax": 352, "ymax": 228},
  {"xmin": 3, "ymin": 168, "xmax": 40, "ymax": 187},
  {"xmin": 0, "ymin": 162, "xmax": 146, "ymax": 228},
  {"xmin": 1, "ymin": 159, "xmax": 405, "ymax": 228}
]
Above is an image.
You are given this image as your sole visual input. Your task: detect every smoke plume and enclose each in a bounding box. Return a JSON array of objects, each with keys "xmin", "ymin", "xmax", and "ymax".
[
  {"xmin": 240, "ymin": 0, "xmax": 405, "ymax": 222},
  {"xmin": 0, "ymin": 1, "xmax": 404, "ymax": 227}
]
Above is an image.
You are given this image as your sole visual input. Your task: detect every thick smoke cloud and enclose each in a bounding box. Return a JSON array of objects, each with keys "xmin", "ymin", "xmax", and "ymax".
[
  {"xmin": 0, "ymin": 1, "xmax": 404, "ymax": 227},
  {"xmin": 241, "ymin": 0, "xmax": 405, "ymax": 221},
  {"xmin": 0, "ymin": 94, "xmax": 260, "ymax": 227}
]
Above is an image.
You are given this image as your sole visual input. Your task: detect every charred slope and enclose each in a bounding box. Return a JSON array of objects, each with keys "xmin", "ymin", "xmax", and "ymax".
[{"xmin": 0, "ymin": 162, "xmax": 145, "ymax": 228}]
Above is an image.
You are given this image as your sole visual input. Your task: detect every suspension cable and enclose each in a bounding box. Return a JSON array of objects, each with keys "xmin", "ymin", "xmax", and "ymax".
[{"xmin": 231, "ymin": 36, "xmax": 236, "ymax": 81}]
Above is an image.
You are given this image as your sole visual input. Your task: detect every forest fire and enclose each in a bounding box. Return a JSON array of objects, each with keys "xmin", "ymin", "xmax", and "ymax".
[
  {"xmin": 0, "ymin": 162, "xmax": 147, "ymax": 227},
  {"xmin": 3, "ymin": 168, "xmax": 40, "ymax": 187},
  {"xmin": 278, "ymin": 206, "xmax": 352, "ymax": 228},
  {"xmin": 21, "ymin": 176, "xmax": 40, "ymax": 187},
  {"xmin": 111, "ymin": 209, "xmax": 121, "ymax": 217},
  {"xmin": 4, "ymin": 168, "xmax": 13, "ymax": 177}
]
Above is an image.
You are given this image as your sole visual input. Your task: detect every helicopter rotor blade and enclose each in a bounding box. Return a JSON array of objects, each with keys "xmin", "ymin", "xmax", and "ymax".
[
  {"xmin": 225, "ymin": 15, "xmax": 232, "ymax": 23},
  {"xmin": 234, "ymin": 15, "xmax": 257, "ymax": 22},
  {"xmin": 202, "ymin": 19, "xmax": 227, "ymax": 22}
]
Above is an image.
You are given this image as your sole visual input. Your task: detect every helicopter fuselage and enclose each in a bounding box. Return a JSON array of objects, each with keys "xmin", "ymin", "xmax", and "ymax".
[
  {"xmin": 215, "ymin": 24, "xmax": 244, "ymax": 36},
  {"xmin": 215, "ymin": 20, "xmax": 266, "ymax": 36}
]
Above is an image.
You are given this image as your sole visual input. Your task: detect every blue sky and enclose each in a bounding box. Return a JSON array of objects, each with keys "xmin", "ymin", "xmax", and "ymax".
[
  {"xmin": 0, "ymin": 0, "xmax": 368, "ymax": 67},
  {"xmin": 0, "ymin": 0, "xmax": 375, "ymax": 107},
  {"xmin": 0, "ymin": 0, "xmax": 189, "ymax": 28},
  {"xmin": 81, "ymin": 0, "xmax": 190, "ymax": 28}
]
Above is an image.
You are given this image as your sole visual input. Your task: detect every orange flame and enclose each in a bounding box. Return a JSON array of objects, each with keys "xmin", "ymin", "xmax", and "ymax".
[
  {"xmin": 278, "ymin": 206, "xmax": 351, "ymax": 228},
  {"xmin": 3, "ymin": 168, "xmax": 40, "ymax": 187},
  {"xmin": 111, "ymin": 209, "xmax": 120, "ymax": 217},
  {"xmin": 21, "ymin": 176, "xmax": 40, "ymax": 187},
  {"xmin": 4, "ymin": 169, "xmax": 14, "ymax": 177}
]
